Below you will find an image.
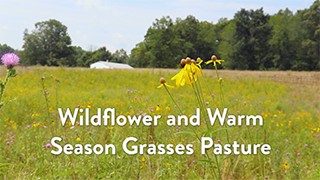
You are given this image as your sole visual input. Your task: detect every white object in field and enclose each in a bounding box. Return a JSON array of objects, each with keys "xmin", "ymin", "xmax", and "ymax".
[{"xmin": 90, "ymin": 61, "xmax": 133, "ymax": 69}]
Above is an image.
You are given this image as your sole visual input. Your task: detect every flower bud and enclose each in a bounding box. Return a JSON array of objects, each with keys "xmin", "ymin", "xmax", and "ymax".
[
  {"xmin": 191, "ymin": 59, "xmax": 196, "ymax": 64},
  {"xmin": 180, "ymin": 59, "xmax": 186, "ymax": 67},
  {"xmin": 186, "ymin": 57, "xmax": 191, "ymax": 64},
  {"xmin": 160, "ymin": 77, "xmax": 166, "ymax": 84},
  {"xmin": 211, "ymin": 55, "xmax": 217, "ymax": 60}
]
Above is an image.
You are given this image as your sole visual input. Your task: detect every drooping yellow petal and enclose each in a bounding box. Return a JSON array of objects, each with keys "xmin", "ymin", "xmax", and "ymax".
[
  {"xmin": 157, "ymin": 83, "xmax": 174, "ymax": 89},
  {"xmin": 196, "ymin": 58, "xmax": 203, "ymax": 68},
  {"xmin": 183, "ymin": 64, "xmax": 196, "ymax": 82},
  {"xmin": 205, "ymin": 60, "xmax": 213, "ymax": 64},
  {"xmin": 165, "ymin": 83, "xmax": 175, "ymax": 89},
  {"xmin": 171, "ymin": 68, "xmax": 192, "ymax": 87},
  {"xmin": 216, "ymin": 60, "xmax": 224, "ymax": 64},
  {"xmin": 171, "ymin": 70, "xmax": 183, "ymax": 86},
  {"xmin": 190, "ymin": 63, "xmax": 202, "ymax": 81}
]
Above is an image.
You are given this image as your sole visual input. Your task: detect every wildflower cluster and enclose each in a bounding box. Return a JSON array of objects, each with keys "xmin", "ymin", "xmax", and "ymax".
[
  {"xmin": 0, "ymin": 53, "xmax": 20, "ymax": 109},
  {"xmin": 158, "ymin": 55, "xmax": 224, "ymax": 89},
  {"xmin": 158, "ymin": 54, "xmax": 225, "ymax": 179},
  {"xmin": 171, "ymin": 57, "xmax": 203, "ymax": 86},
  {"xmin": 158, "ymin": 55, "xmax": 224, "ymax": 105}
]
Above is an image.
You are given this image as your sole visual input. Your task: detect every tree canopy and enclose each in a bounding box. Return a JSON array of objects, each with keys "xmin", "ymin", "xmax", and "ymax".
[
  {"xmin": 1, "ymin": 0, "xmax": 318, "ymax": 71},
  {"xmin": 130, "ymin": 0, "xmax": 320, "ymax": 70},
  {"xmin": 22, "ymin": 19, "xmax": 74, "ymax": 66}
]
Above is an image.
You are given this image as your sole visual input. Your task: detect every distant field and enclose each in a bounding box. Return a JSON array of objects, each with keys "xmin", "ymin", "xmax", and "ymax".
[{"xmin": 0, "ymin": 66, "xmax": 319, "ymax": 179}]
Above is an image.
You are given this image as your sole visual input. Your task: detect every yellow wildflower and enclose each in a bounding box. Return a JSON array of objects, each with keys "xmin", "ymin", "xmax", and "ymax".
[
  {"xmin": 171, "ymin": 68, "xmax": 192, "ymax": 86},
  {"xmin": 155, "ymin": 105, "xmax": 161, "ymax": 112},
  {"xmin": 281, "ymin": 161, "xmax": 290, "ymax": 171},
  {"xmin": 206, "ymin": 55, "xmax": 224, "ymax": 66},
  {"xmin": 32, "ymin": 122, "xmax": 41, "ymax": 128},
  {"xmin": 157, "ymin": 77, "xmax": 174, "ymax": 88},
  {"xmin": 196, "ymin": 57, "xmax": 203, "ymax": 68},
  {"xmin": 189, "ymin": 61, "xmax": 202, "ymax": 79},
  {"xmin": 171, "ymin": 57, "xmax": 202, "ymax": 87}
]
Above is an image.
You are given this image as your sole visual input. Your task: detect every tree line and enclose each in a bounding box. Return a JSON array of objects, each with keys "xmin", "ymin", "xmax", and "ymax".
[
  {"xmin": 130, "ymin": 0, "xmax": 319, "ymax": 70},
  {"xmin": 1, "ymin": 19, "xmax": 129, "ymax": 67},
  {"xmin": 0, "ymin": 0, "xmax": 319, "ymax": 70}
]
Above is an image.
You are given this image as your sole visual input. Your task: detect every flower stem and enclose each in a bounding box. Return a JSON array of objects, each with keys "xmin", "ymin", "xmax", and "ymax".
[
  {"xmin": 0, "ymin": 70, "xmax": 11, "ymax": 105},
  {"xmin": 214, "ymin": 64, "xmax": 224, "ymax": 105},
  {"xmin": 163, "ymin": 84, "xmax": 183, "ymax": 115},
  {"xmin": 40, "ymin": 77, "xmax": 51, "ymax": 118}
]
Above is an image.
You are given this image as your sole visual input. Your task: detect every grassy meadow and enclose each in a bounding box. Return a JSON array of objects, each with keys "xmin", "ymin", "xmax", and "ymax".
[{"xmin": 0, "ymin": 66, "xmax": 319, "ymax": 179}]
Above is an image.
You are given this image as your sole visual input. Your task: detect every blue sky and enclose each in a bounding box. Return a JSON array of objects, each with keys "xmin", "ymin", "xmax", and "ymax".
[{"xmin": 0, "ymin": 0, "xmax": 315, "ymax": 53}]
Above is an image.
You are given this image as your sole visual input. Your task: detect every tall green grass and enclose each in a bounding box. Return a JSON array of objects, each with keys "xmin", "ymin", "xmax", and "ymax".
[{"xmin": 0, "ymin": 67, "xmax": 319, "ymax": 179}]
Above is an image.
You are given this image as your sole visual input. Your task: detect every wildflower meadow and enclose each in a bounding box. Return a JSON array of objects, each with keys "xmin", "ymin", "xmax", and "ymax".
[{"xmin": 0, "ymin": 53, "xmax": 319, "ymax": 179}]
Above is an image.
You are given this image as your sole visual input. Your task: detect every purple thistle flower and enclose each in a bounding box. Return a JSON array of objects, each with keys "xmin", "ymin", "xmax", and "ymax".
[
  {"xmin": 1, "ymin": 53, "xmax": 20, "ymax": 68},
  {"xmin": 44, "ymin": 143, "xmax": 52, "ymax": 149}
]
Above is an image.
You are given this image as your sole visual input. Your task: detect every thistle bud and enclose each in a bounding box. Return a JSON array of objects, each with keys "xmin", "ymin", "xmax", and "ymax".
[
  {"xmin": 211, "ymin": 55, "xmax": 217, "ymax": 60},
  {"xmin": 160, "ymin": 77, "xmax": 166, "ymax": 84}
]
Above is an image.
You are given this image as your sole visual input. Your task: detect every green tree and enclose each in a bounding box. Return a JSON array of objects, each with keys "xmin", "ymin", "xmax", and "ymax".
[
  {"xmin": 232, "ymin": 8, "xmax": 272, "ymax": 70},
  {"xmin": 197, "ymin": 21, "xmax": 217, "ymax": 60},
  {"xmin": 174, "ymin": 16, "xmax": 199, "ymax": 58},
  {"xmin": 22, "ymin": 19, "xmax": 75, "ymax": 66},
  {"xmin": 111, "ymin": 49, "xmax": 129, "ymax": 63},
  {"xmin": 174, "ymin": 16, "xmax": 217, "ymax": 61},
  {"xmin": 129, "ymin": 42, "xmax": 154, "ymax": 67},
  {"xmin": 130, "ymin": 15, "xmax": 218, "ymax": 68},
  {"xmin": 269, "ymin": 8, "xmax": 296, "ymax": 70},
  {"xmin": 0, "ymin": 44, "xmax": 14, "ymax": 57},
  {"xmin": 216, "ymin": 19, "xmax": 236, "ymax": 68},
  {"xmin": 294, "ymin": 0, "xmax": 320, "ymax": 70},
  {"xmin": 70, "ymin": 46, "xmax": 86, "ymax": 67},
  {"xmin": 81, "ymin": 47, "xmax": 113, "ymax": 67},
  {"xmin": 145, "ymin": 16, "xmax": 182, "ymax": 67}
]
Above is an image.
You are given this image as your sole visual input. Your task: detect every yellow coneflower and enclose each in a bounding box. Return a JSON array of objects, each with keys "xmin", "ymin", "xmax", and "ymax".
[
  {"xmin": 157, "ymin": 77, "xmax": 174, "ymax": 89},
  {"xmin": 189, "ymin": 59, "xmax": 202, "ymax": 79},
  {"xmin": 171, "ymin": 68, "xmax": 192, "ymax": 86},
  {"xmin": 171, "ymin": 57, "xmax": 202, "ymax": 87},
  {"xmin": 206, "ymin": 55, "xmax": 224, "ymax": 66},
  {"xmin": 196, "ymin": 57, "xmax": 203, "ymax": 68}
]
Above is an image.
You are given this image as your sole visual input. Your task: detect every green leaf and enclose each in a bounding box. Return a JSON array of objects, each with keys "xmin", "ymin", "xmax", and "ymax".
[{"xmin": 8, "ymin": 68, "xmax": 17, "ymax": 77}]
